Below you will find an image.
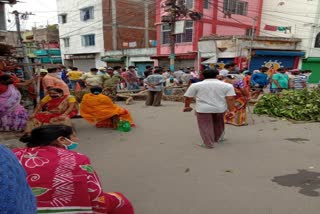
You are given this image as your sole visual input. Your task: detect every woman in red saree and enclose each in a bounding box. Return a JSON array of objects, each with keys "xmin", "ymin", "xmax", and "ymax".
[
  {"xmin": 224, "ymin": 75, "xmax": 250, "ymax": 126},
  {"xmin": 15, "ymin": 125, "xmax": 134, "ymax": 214},
  {"xmin": 25, "ymin": 88, "xmax": 78, "ymax": 133}
]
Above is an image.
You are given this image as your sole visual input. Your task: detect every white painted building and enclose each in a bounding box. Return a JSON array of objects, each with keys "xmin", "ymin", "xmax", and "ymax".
[
  {"xmin": 260, "ymin": 0, "xmax": 320, "ymax": 58},
  {"xmin": 56, "ymin": 0, "xmax": 105, "ymax": 71},
  {"xmin": 260, "ymin": 0, "xmax": 320, "ymax": 83}
]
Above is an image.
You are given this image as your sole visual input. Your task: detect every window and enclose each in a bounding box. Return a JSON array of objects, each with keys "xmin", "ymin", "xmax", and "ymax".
[
  {"xmin": 161, "ymin": 24, "xmax": 171, "ymax": 45},
  {"xmin": 176, "ymin": 20, "xmax": 193, "ymax": 43},
  {"xmin": 246, "ymin": 28, "xmax": 254, "ymax": 37},
  {"xmin": 186, "ymin": 0, "xmax": 194, "ymax": 9},
  {"xmin": 82, "ymin": 34, "xmax": 95, "ymax": 46},
  {"xmin": 58, "ymin": 14, "xmax": 67, "ymax": 24},
  {"xmin": 63, "ymin": 38, "xmax": 70, "ymax": 47},
  {"xmin": 204, "ymin": 0, "xmax": 209, "ymax": 9},
  {"xmin": 236, "ymin": 1, "xmax": 248, "ymax": 16},
  {"xmin": 315, "ymin": 33, "xmax": 320, "ymax": 48},
  {"xmin": 161, "ymin": 20, "xmax": 194, "ymax": 45},
  {"xmin": 80, "ymin": 7, "xmax": 94, "ymax": 21},
  {"xmin": 223, "ymin": 0, "xmax": 248, "ymax": 16}
]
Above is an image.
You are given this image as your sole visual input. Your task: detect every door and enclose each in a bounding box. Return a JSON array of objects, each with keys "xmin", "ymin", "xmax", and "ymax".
[
  {"xmin": 135, "ymin": 62, "xmax": 154, "ymax": 77},
  {"xmin": 302, "ymin": 61, "xmax": 320, "ymax": 84},
  {"xmin": 73, "ymin": 59, "xmax": 96, "ymax": 72}
]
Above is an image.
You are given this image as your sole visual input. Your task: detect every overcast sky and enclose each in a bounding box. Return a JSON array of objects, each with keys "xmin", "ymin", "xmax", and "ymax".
[{"xmin": 5, "ymin": 0, "xmax": 58, "ymax": 31}]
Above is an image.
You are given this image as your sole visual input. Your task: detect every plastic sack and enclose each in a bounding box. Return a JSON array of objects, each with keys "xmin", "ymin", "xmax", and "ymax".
[{"xmin": 117, "ymin": 120, "xmax": 131, "ymax": 132}]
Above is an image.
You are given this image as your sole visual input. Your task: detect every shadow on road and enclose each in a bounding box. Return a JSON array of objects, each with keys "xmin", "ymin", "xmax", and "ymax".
[{"xmin": 272, "ymin": 170, "xmax": 320, "ymax": 197}]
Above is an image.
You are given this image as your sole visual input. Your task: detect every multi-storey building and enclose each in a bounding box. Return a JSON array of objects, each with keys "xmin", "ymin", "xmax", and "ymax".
[
  {"xmin": 153, "ymin": 0, "xmax": 263, "ymax": 69},
  {"xmin": 57, "ymin": 0, "xmax": 156, "ymax": 74},
  {"xmin": 57, "ymin": 0, "xmax": 105, "ymax": 70},
  {"xmin": 260, "ymin": 0, "xmax": 320, "ymax": 83}
]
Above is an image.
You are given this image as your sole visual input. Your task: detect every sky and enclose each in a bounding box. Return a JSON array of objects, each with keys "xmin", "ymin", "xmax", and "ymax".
[{"xmin": 5, "ymin": 0, "xmax": 58, "ymax": 31}]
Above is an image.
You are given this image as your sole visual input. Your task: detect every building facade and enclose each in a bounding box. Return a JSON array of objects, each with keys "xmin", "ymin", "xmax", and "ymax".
[
  {"xmin": 101, "ymin": 0, "xmax": 156, "ymax": 76},
  {"xmin": 0, "ymin": 31, "xmax": 18, "ymax": 47},
  {"xmin": 22, "ymin": 25, "xmax": 61, "ymax": 64},
  {"xmin": 57, "ymin": 0, "xmax": 157, "ymax": 73},
  {"xmin": 199, "ymin": 35, "xmax": 304, "ymax": 73},
  {"xmin": 154, "ymin": 0, "xmax": 263, "ymax": 69},
  {"xmin": 0, "ymin": 2, "xmax": 6, "ymax": 32},
  {"xmin": 260, "ymin": 0, "xmax": 320, "ymax": 83},
  {"xmin": 57, "ymin": 0, "xmax": 105, "ymax": 71}
]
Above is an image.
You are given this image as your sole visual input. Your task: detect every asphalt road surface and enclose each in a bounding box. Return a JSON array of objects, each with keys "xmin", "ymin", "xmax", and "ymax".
[{"xmin": 2, "ymin": 101, "xmax": 320, "ymax": 214}]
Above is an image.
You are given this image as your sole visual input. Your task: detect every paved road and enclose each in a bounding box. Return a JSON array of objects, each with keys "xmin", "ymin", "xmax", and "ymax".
[{"xmin": 2, "ymin": 101, "xmax": 320, "ymax": 213}]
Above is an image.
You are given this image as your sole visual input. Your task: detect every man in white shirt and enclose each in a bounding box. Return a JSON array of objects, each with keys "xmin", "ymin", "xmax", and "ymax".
[{"xmin": 184, "ymin": 69, "xmax": 236, "ymax": 149}]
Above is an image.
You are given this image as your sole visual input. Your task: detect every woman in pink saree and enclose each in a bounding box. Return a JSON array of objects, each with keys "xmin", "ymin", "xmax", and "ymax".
[{"xmin": 0, "ymin": 75, "xmax": 28, "ymax": 131}]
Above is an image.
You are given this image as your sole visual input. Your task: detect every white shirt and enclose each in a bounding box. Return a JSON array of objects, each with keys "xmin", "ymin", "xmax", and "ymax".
[
  {"xmin": 173, "ymin": 70, "xmax": 184, "ymax": 82},
  {"xmin": 184, "ymin": 79, "xmax": 236, "ymax": 113},
  {"xmin": 219, "ymin": 69, "xmax": 229, "ymax": 77}
]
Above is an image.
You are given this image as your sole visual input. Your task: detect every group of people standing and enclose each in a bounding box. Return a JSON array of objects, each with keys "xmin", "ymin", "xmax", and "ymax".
[
  {"xmin": 249, "ymin": 66, "xmax": 310, "ymax": 96},
  {"xmin": 182, "ymin": 63, "xmax": 313, "ymax": 149},
  {"xmin": 1, "ymin": 61, "xmax": 314, "ymax": 212}
]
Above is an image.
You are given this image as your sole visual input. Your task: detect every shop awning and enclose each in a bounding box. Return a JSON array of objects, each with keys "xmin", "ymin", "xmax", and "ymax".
[
  {"xmin": 254, "ymin": 50, "xmax": 305, "ymax": 57},
  {"xmin": 150, "ymin": 53, "xmax": 197, "ymax": 60},
  {"xmin": 201, "ymin": 56, "xmax": 218, "ymax": 64}
]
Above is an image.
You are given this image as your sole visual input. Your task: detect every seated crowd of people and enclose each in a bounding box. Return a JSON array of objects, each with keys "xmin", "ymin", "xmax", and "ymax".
[
  {"xmin": 0, "ymin": 66, "xmax": 139, "ymax": 213},
  {"xmin": 0, "ymin": 65, "xmax": 138, "ymax": 133}
]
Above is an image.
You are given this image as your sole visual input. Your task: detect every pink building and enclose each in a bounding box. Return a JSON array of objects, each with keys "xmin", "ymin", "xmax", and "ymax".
[{"xmin": 152, "ymin": 0, "xmax": 263, "ymax": 69}]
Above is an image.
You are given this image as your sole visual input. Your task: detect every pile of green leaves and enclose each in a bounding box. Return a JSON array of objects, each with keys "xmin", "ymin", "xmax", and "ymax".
[{"xmin": 254, "ymin": 88, "xmax": 320, "ymax": 121}]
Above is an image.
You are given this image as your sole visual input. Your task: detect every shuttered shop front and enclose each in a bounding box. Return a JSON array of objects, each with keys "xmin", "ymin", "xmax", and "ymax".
[
  {"xmin": 68, "ymin": 54, "xmax": 97, "ymax": 72},
  {"xmin": 249, "ymin": 50, "xmax": 305, "ymax": 72}
]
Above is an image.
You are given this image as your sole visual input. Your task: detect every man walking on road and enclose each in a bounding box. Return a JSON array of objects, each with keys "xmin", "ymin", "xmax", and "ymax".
[
  {"xmin": 144, "ymin": 68, "xmax": 166, "ymax": 106},
  {"xmin": 183, "ymin": 69, "xmax": 236, "ymax": 149}
]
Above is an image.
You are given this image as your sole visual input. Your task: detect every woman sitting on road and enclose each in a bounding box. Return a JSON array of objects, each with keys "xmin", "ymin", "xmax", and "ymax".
[
  {"xmin": 25, "ymin": 88, "xmax": 78, "ymax": 133},
  {"xmin": 0, "ymin": 74, "xmax": 29, "ymax": 131},
  {"xmin": 15, "ymin": 125, "xmax": 134, "ymax": 214},
  {"xmin": 80, "ymin": 86, "xmax": 135, "ymax": 128}
]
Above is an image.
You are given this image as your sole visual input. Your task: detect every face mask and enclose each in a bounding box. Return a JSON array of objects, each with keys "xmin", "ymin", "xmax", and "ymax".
[
  {"xmin": 64, "ymin": 138, "xmax": 78, "ymax": 150},
  {"xmin": 50, "ymin": 95, "xmax": 61, "ymax": 99},
  {"xmin": 50, "ymin": 73, "xmax": 61, "ymax": 78}
]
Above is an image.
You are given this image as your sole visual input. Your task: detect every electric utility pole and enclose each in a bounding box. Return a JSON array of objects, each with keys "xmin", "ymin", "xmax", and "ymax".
[
  {"xmin": 169, "ymin": 0, "xmax": 177, "ymax": 72},
  {"xmin": 12, "ymin": 10, "xmax": 34, "ymax": 78},
  {"xmin": 248, "ymin": 16, "xmax": 257, "ymax": 71},
  {"xmin": 162, "ymin": 0, "xmax": 202, "ymax": 72}
]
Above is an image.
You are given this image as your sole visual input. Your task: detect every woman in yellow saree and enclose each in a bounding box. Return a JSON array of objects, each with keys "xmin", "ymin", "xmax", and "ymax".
[{"xmin": 80, "ymin": 87, "xmax": 135, "ymax": 128}]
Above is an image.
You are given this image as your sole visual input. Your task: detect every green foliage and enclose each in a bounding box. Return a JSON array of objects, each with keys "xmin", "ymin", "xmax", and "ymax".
[{"xmin": 254, "ymin": 88, "xmax": 320, "ymax": 121}]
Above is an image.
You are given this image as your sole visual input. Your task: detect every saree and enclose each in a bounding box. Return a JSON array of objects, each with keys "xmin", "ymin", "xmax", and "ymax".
[
  {"xmin": 224, "ymin": 80, "xmax": 248, "ymax": 126},
  {"xmin": 13, "ymin": 146, "xmax": 134, "ymax": 214},
  {"xmin": 26, "ymin": 95, "xmax": 78, "ymax": 132},
  {"xmin": 80, "ymin": 93, "xmax": 134, "ymax": 128},
  {"xmin": 0, "ymin": 84, "xmax": 28, "ymax": 131}
]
